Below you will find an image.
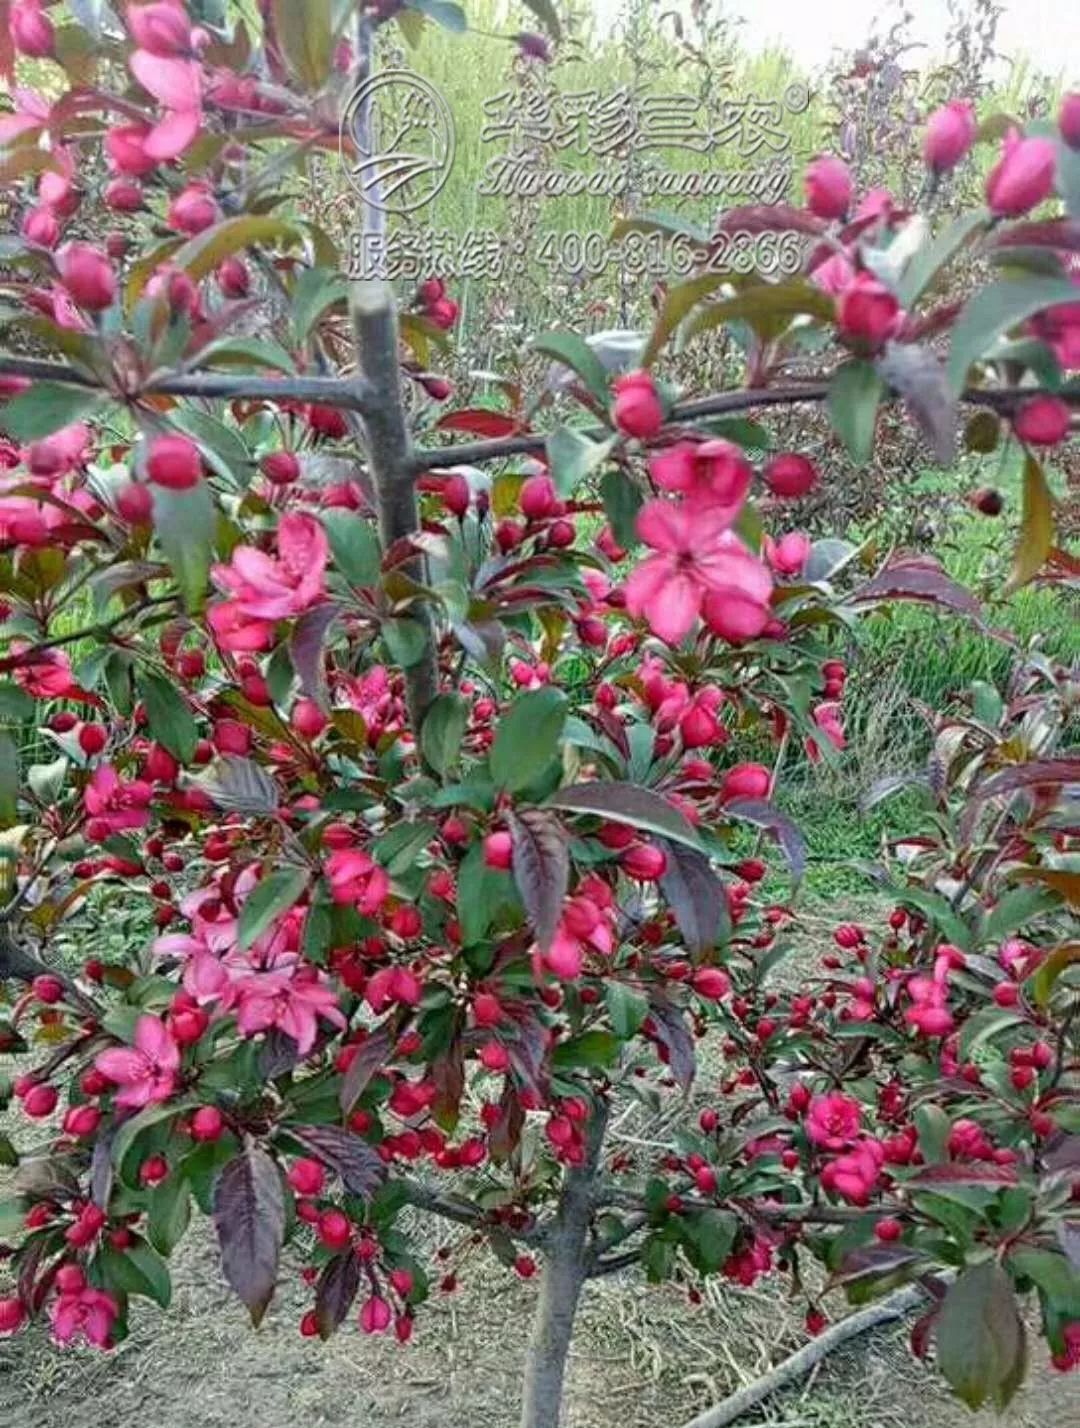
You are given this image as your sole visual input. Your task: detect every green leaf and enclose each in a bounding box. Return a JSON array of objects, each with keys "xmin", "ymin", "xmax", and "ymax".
[
  {"xmin": 411, "ymin": 0, "xmax": 467, "ymax": 31},
  {"xmin": 545, "ymin": 426, "xmax": 614, "ymax": 498},
  {"xmin": 947, "ymin": 276, "xmax": 1080, "ymax": 393},
  {"xmin": 97, "ymin": 1237, "xmax": 172, "ymax": 1308},
  {"xmin": 137, "ymin": 671, "xmax": 198, "ymax": 764},
  {"xmin": 532, "ymin": 330, "xmax": 611, "ymax": 405},
  {"xmin": 490, "ymin": 688, "xmax": 567, "ymax": 792},
  {"xmin": 421, "ymin": 694, "xmax": 469, "ymax": 776},
  {"xmin": 268, "ymin": 0, "xmax": 333, "ymax": 84},
  {"xmin": 147, "ymin": 1173, "xmax": 192, "ymax": 1256},
  {"xmin": 0, "ymin": 382, "xmax": 104, "ymax": 441},
  {"xmin": 829, "ymin": 360, "xmax": 884, "ymax": 463},
  {"xmin": 291, "ymin": 268, "xmax": 349, "ymax": 343},
  {"xmin": 981, "ymin": 882, "xmax": 1061, "ymax": 945},
  {"xmin": 935, "ymin": 1261, "xmax": 1027, "ymax": 1410},
  {"xmin": 0, "ymin": 731, "xmax": 18, "ymax": 828},
  {"xmin": 643, "ymin": 273, "xmax": 729, "ymax": 366},
  {"xmin": 552, "ymin": 1030, "xmax": 620, "ymax": 1069},
  {"xmin": 195, "ymin": 335, "xmax": 297, "ymax": 375},
  {"xmin": 1006, "ymin": 454, "xmax": 1054, "ymax": 593},
  {"xmin": 915, "ymin": 1104, "xmax": 951, "ymax": 1164},
  {"xmin": 600, "ymin": 469, "xmax": 643, "ymax": 551},
  {"xmin": 455, "ymin": 841, "xmax": 517, "ymax": 946},
  {"xmin": 383, "ymin": 616, "xmax": 429, "ymax": 669},
  {"xmin": 0, "ymin": 683, "xmax": 34, "ymax": 722},
  {"xmin": 171, "ymin": 215, "xmax": 302, "ymax": 283},
  {"xmin": 321, "ymin": 510, "xmax": 381, "ymax": 586},
  {"xmin": 238, "ymin": 867, "xmax": 309, "ymax": 950},
  {"xmin": 152, "ymin": 480, "xmax": 215, "ymax": 611},
  {"xmin": 605, "ymin": 982, "xmax": 649, "ymax": 1039},
  {"xmin": 683, "ymin": 280, "xmax": 834, "ymax": 343},
  {"xmin": 895, "ymin": 886, "xmax": 973, "ymax": 950},
  {"xmin": 110, "ymin": 1098, "xmax": 196, "ymax": 1181},
  {"xmin": 958, "ymin": 1007, "xmax": 1027, "ymax": 1061},
  {"xmin": 897, "ymin": 209, "xmax": 990, "ymax": 308}
]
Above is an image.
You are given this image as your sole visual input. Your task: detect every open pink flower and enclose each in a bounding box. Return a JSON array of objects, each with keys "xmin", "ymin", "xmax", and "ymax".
[
  {"xmin": 806, "ymin": 1092, "xmax": 861, "ymax": 1150},
  {"xmin": 648, "ymin": 439, "xmax": 751, "ymax": 520},
  {"xmin": 129, "ymin": 43, "xmax": 203, "ymax": 162},
  {"xmin": 326, "ymin": 849, "xmax": 390, "ymax": 915},
  {"xmin": 209, "ymin": 513, "xmax": 329, "ymax": 651},
  {"xmin": 50, "ymin": 1287, "xmax": 117, "ymax": 1349},
  {"xmin": 627, "ymin": 500, "xmax": 771, "ymax": 645},
  {"xmin": 232, "ymin": 966, "xmax": 345, "ymax": 1054},
  {"xmin": 84, "ymin": 764, "xmax": 153, "ymax": 839},
  {"xmin": 0, "ymin": 87, "xmax": 50, "ymax": 145},
  {"xmin": 95, "ymin": 1014, "xmax": 179, "ymax": 1108}
]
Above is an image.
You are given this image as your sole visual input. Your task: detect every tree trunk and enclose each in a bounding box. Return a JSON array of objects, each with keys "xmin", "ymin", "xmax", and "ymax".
[{"xmin": 520, "ymin": 1103, "xmax": 609, "ymax": 1428}]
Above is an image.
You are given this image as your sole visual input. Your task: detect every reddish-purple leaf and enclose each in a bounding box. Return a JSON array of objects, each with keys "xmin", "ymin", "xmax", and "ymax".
[
  {"xmin": 712, "ymin": 204, "xmax": 827, "ymax": 237},
  {"xmin": 339, "ymin": 1023, "xmax": 396, "ymax": 1113},
  {"xmin": 992, "ymin": 219, "xmax": 1080, "ymax": 252},
  {"xmin": 657, "ymin": 838, "xmax": 728, "ymax": 953},
  {"xmin": 829, "ymin": 1243, "xmax": 923, "ymax": 1290},
  {"xmin": 431, "ymin": 1036, "xmax": 466, "ymax": 1132},
  {"xmin": 288, "ymin": 1124, "xmax": 386, "ymax": 1200},
  {"xmin": 314, "ymin": 1251, "xmax": 363, "ymax": 1339},
  {"xmin": 508, "ymin": 808, "xmax": 569, "ymax": 953},
  {"xmin": 851, "ymin": 556, "xmax": 986, "ymax": 625},
  {"xmin": 436, "ymin": 408, "xmax": 522, "ymax": 437},
  {"xmin": 212, "ymin": 1141, "xmax": 285, "ymax": 1326},
  {"xmin": 647, "ymin": 995, "xmax": 696, "ymax": 1090},
  {"xmin": 488, "ymin": 1082, "xmax": 525, "ymax": 1161},
  {"xmin": 724, "ymin": 799, "xmax": 807, "ymax": 882},
  {"xmin": 960, "ymin": 758, "xmax": 1080, "ymax": 841},
  {"xmin": 907, "ymin": 1162, "xmax": 1019, "ymax": 1188},
  {"xmin": 546, "ymin": 781, "xmax": 703, "ymax": 852},
  {"xmin": 289, "ymin": 601, "xmax": 340, "ymax": 710}
]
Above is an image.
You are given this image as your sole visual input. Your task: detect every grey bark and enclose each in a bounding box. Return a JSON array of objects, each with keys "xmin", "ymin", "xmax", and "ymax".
[{"xmin": 520, "ymin": 1101, "xmax": 610, "ymax": 1428}]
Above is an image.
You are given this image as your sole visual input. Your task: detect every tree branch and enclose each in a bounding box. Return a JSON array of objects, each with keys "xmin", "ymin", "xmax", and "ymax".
[
  {"xmin": 409, "ymin": 382, "xmax": 1075, "ymax": 471},
  {"xmin": 350, "ymin": 279, "xmax": 438, "ymax": 735},
  {"xmin": 0, "ymin": 353, "xmax": 372, "ymax": 412},
  {"xmin": 675, "ymin": 1281, "xmax": 931, "ymax": 1428},
  {"xmin": 398, "ymin": 1176, "xmax": 543, "ymax": 1244}
]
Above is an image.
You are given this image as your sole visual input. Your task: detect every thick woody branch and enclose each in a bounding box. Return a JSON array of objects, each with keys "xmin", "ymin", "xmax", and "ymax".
[
  {"xmin": 350, "ymin": 280, "xmax": 438, "ymax": 733},
  {"xmin": 409, "ymin": 381, "xmax": 1077, "ymax": 471},
  {"xmin": 0, "ymin": 353, "xmax": 371, "ymax": 411}
]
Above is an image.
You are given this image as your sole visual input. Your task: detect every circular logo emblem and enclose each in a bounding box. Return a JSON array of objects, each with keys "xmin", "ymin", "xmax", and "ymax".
[{"xmin": 340, "ymin": 69, "xmax": 455, "ymax": 216}]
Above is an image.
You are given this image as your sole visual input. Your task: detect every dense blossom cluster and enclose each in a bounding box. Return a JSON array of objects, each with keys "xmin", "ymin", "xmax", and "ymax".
[{"xmin": 0, "ymin": 4, "xmax": 1077, "ymax": 1422}]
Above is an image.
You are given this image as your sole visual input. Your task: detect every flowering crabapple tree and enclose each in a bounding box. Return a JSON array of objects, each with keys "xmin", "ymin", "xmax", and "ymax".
[{"xmin": 0, "ymin": 4, "xmax": 1079, "ymax": 1426}]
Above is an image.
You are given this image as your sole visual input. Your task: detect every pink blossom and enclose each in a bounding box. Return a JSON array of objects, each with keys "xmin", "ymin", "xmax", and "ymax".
[
  {"xmin": 810, "ymin": 249, "xmax": 856, "ymax": 296},
  {"xmin": 326, "ymin": 849, "xmax": 390, "ymax": 915},
  {"xmin": 209, "ymin": 513, "xmax": 329, "ymax": 652},
  {"xmin": 84, "ymin": 764, "xmax": 154, "ymax": 838},
  {"xmin": 0, "ymin": 88, "xmax": 50, "ymax": 146},
  {"xmin": 648, "ymin": 439, "xmax": 751, "ymax": 520},
  {"xmin": 95, "ymin": 1014, "xmax": 179, "ymax": 1108},
  {"xmin": 806, "ymin": 1092, "xmax": 861, "ymax": 1150},
  {"xmin": 232, "ymin": 966, "xmax": 345, "ymax": 1054},
  {"xmin": 50, "ymin": 1288, "xmax": 117, "ymax": 1349},
  {"xmin": 626, "ymin": 501, "xmax": 769, "ymax": 645}
]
